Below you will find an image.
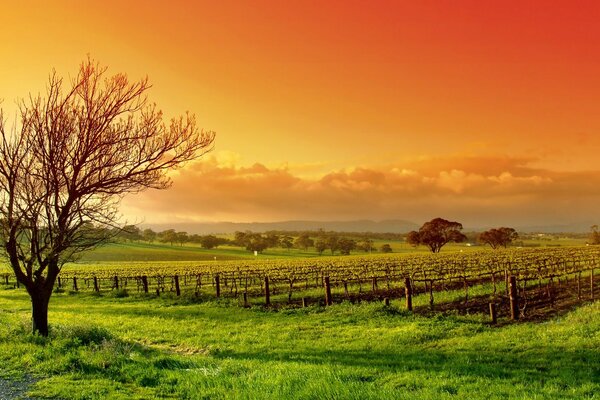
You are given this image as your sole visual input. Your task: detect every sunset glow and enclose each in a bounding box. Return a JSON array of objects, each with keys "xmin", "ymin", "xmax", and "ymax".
[{"xmin": 2, "ymin": 1, "xmax": 600, "ymax": 226}]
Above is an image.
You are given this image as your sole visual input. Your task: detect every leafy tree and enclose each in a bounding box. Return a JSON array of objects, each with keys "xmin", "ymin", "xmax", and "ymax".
[
  {"xmin": 142, "ymin": 228, "xmax": 157, "ymax": 243},
  {"xmin": 158, "ymin": 229, "xmax": 178, "ymax": 246},
  {"xmin": 234, "ymin": 231, "xmax": 250, "ymax": 247},
  {"xmin": 233, "ymin": 231, "xmax": 272, "ymax": 253},
  {"xmin": 380, "ymin": 243, "xmax": 393, "ymax": 253},
  {"xmin": 479, "ymin": 227, "xmax": 518, "ymax": 249},
  {"xmin": 175, "ymin": 231, "xmax": 189, "ymax": 246},
  {"xmin": 119, "ymin": 225, "xmax": 142, "ymax": 242},
  {"xmin": 294, "ymin": 233, "xmax": 314, "ymax": 251},
  {"xmin": 314, "ymin": 239, "xmax": 328, "ymax": 255},
  {"xmin": 279, "ymin": 235, "xmax": 294, "ymax": 251},
  {"xmin": 0, "ymin": 59, "xmax": 214, "ymax": 335},
  {"xmin": 246, "ymin": 233, "xmax": 269, "ymax": 253},
  {"xmin": 264, "ymin": 233, "xmax": 280, "ymax": 248},
  {"xmin": 338, "ymin": 238, "xmax": 357, "ymax": 255},
  {"xmin": 407, "ymin": 218, "xmax": 467, "ymax": 253},
  {"xmin": 188, "ymin": 234, "xmax": 202, "ymax": 244},
  {"xmin": 326, "ymin": 234, "xmax": 340, "ymax": 255},
  {"xmin": 357, "ymin": 238, "xmax": 375, "ymax": 253},
  {"xmin": 199, "ymin": 234, "xmax": 227, "ymax": 249}
]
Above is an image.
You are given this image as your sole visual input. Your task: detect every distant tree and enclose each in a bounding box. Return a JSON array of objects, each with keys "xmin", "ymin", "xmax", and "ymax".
[
  {"xmin": 338, "ymin": 238, "xmax": 357, "ymax": 255},
  {"xmin": 198, "ymin": 234, "xmax": 215, "ymax": 249},
  {"xmin": 264, "ymin": 233, "xmax": 280, "ymax": 248},
  {"xmin": 175, "ymin": 231, "xmax": 189, "ymax": 246},
  {"xmin": 407, "ymin": 218, "xmax": 467, "ymax": 253},
  {"xmin": 159, "ymin": 229, "xmax": 178, "ymax": 246},
  {"xmin": 590, "ymin": 225, "xmax": 600, "ymax": 245},
  {"xmin": 479, "ymin": 227, "xmax": 518, "ymax": 249},
  {"xmin": 357, "ymin": 238, "xmax": 375, "ymax": 253},
  {"xmin": 294, "ymin": 233, "xmax": 314, "ymax": 251},
  {"xmin": 188, "ymin": 234, "xmax": 202, "ymax": 244},
  {"xmin": 380, "ymin": 244, "xmax": 393, "ymax": 253},
  {"xmin": 326, "ymin": 234, "xmax": 340, "ymax": 255},
  {"xmin": 280, "ymin": 235, "xmax": 294, "ymax": 251},
  {"xmin": 119, "ymin": 225, "xmax": 142, "ymax": 242},
  {"xmin": 234, "ymin": 231, "xmax": 250, "ymax": 247},
  {"xmin": 246, "ymin": 233, "xmax": 269, "ymax": 253},
  {"xmin": 142, "ymin": 228, "xmax": 157, "ymax": 243},
  {"xmin": 314, "ymin": 239, "xmax": 328, "ymax": 255}
]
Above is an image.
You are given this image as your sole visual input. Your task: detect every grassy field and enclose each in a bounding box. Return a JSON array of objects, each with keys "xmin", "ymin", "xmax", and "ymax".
[
  {"xmin": 73, "ymin": 236, "xmax": 589, "ymax": 263},
  {"xmin": 0, "ymin": 239, "xmax": 596, "ymax": 399},
  {"xmin": 0, "ymin": 286, "xmax": 598, "ymax": 399}
]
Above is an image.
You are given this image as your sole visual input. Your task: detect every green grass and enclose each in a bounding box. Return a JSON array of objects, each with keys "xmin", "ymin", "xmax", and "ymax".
[
  {"xmin": 70, "ymin": 237, "xmax": 590, "ymax": 263},
  {"xmin": 0, "ymin": 287, "xmax": 599, "ymax": 399},
  {"xmin": 2, "ymin": 237, "xmax": 588, "ymax": 271}
]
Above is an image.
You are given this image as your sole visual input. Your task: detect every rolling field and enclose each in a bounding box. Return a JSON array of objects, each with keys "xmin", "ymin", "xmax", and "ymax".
[
  {"xmin": 0, "ymin": 287, "xmax": 599, "ymax": 399},
  {"xmin": 66, "ymin": 237, "xmax": 591, "ymax": 264},
  {"xmin": 0, "ymin": 240, "xmax": 598, "ymax": 399}
]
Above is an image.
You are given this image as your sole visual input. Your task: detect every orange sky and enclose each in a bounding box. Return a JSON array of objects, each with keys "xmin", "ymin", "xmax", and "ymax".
[{"xmin": 2, "ymin": 1, "xmax": 600, "ymax": 226}]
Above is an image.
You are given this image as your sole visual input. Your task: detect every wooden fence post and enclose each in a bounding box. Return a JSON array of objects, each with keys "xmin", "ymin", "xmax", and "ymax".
[
  {"xmin": 404, "ymin": 277, "xmax": 412, "ymax": 311},
  {"xmin": 243, "ymin": 292, "xmax": 249, "ymax": 308},
  {"xmin": 215, "ymin": 274, "xmax": 221, "ymax": 298},
  {"xmin": 114, "ymin": 276, "xmax": 119, "ymax": 290},
  {"xmin": 93, "ymin": 276, "xmax": 99, "ymax": 292},
  {"xmin": 174, "ymin": 275, "xmax": 181, "ymax": 296},
  {"xmin": 302, "ymin": 297, "xmax": 308, "ymax": 308},
  {"xmin": 324, "ymin": 276, "xmax": 332, "ymax": 306},
  {"xmin": 591, "ymin": 269, "xmax": 595, "ymax": 300},
  {"xmin": 383, "ymin": 297, "xmax": 390, "ymax": 306},
  {"xmin": 428, "ymin": 280, "xmax": 434, "ymax": 310},
  {"xmin": 489, "ymin": 303, "xmax": 497, "ymax": 324},
  {"xmin": 73, "ymin": 276, "xmax": 78, "ymax": 291},
  {"xmin": 141, "ymin": 276, "xmax": 148, "ymax": 293},
  {"xmin": 509, "ymin": 276, "xmax": 519, "ymax": 320},
  {"xmin": 264, "ymin": 276, "xmax": 270, "ymax": 306}
]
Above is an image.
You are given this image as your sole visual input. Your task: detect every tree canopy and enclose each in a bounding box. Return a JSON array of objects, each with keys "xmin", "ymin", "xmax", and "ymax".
[
  {"xmin": 407, "ymin": 218, "xmax": 467, "ymax": 253},
  {"xmin": 479, "ymin": 227, "xmax": 518, "ymax": 249}
]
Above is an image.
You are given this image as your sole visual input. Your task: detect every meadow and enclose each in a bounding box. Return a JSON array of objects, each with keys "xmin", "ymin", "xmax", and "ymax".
[
  {"xmin": 0, "ymin": 286, "xmax": 599, "ymax": 399},
  {"xmin": 69, "ymin": 235, "xmax": 589, "ymax": 263},
  {"xmin": 0, "ymin": 238, "xmax": 598, "ymax": 399}
]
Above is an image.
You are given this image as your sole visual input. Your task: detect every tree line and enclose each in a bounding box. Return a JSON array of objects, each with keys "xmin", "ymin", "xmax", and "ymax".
[
  {"xmin": 116, "ymin": 219, "xmax": 525, "ymax": 255},
  {"xmin": 114, "ymin": 226, "xmax": 394, "ymax": 255}
]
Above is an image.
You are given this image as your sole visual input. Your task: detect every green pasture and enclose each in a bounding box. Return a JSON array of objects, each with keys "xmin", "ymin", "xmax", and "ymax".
[
  {"xmin": 50, "ymin": 236, "xmax": 594, "ymax": 263},
  {"xmin": 0, "ymin": 286, "xmax": 598, "ymax": 399}
]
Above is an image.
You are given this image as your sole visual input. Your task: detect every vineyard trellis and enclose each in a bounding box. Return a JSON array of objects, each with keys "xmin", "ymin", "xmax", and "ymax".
[{"xmin": 2, "ymin": 247, "xmax": 599, "ymax": 320}]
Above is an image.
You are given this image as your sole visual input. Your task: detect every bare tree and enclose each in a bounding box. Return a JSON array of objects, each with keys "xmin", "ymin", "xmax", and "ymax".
[{"xmin": 0, "ymin": 59, "xmax": 215, "ymax": 335}]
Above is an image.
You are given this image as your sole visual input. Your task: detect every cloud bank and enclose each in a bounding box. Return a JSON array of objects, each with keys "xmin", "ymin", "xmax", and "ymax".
[{"xmin": 121, "ymin": 154, "xmax": 600, "ymax": 226}]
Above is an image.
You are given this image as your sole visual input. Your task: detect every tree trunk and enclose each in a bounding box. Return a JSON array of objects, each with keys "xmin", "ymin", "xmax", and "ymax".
[{"xmin": 31, "ymin": 291, "xmax": 51, "ymax": 336}]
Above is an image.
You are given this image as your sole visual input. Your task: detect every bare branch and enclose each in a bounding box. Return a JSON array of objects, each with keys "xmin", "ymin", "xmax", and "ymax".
[{"xmin": 0, "ymin": 59, "xmax": 215, "ymax": 335}]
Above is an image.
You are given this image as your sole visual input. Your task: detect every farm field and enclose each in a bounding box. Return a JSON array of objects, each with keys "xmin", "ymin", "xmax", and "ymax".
[
  {"xmin": 1, "ymin": 244, "xmax": 599, "ymax": 399},
  {"xmin": 62, "ymin": 236, "xmax": 590, "ymax": 264},
  {"xmin": 0, "ymin": 286, "xmax": 599, "ymax": 399}
]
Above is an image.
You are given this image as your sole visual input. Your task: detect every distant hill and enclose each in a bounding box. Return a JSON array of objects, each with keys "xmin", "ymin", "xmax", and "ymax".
[{"xmin": 141, "ymin": 219, "xmax": 420, "ymax": 234}]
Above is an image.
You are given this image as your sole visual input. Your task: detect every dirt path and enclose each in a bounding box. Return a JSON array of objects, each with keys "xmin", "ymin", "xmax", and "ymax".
[{"xmin": 0, "ymin": 376, "xmax": 38, "ymax": 400}]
